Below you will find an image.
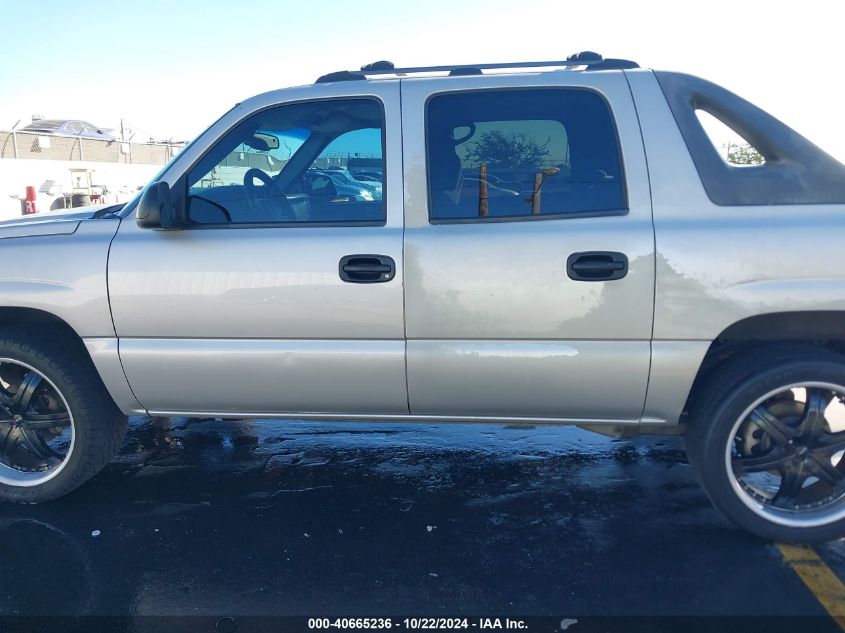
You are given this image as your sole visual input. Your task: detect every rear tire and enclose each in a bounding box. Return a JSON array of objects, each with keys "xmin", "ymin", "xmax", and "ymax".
[
  {"xmin": 0, "ymin": 328, "xmax": 127, "ymax": 503},
  {"xmin": 687, "ymin": 344, "xmax": 845, "ymax": 543}
]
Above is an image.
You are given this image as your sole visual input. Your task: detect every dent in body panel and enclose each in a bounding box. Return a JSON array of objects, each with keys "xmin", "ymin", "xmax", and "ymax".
[
  {"xmin": 118, "ymin": 338, "xmax": 409, "ymax": 414},
  {"xmin": 407, "ymin": 340, "xmax": 650, "ymax": 420}
]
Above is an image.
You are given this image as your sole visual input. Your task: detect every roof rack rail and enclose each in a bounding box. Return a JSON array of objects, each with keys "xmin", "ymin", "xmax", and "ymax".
[{"xmin": 315, "ymin": 51, "xmax": 638, "ymax": 83}]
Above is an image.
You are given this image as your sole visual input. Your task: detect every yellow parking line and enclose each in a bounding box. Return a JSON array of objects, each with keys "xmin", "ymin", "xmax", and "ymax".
[{"xmin": 779, "ymin": 544, "xmax": 845, "ymax": 629}]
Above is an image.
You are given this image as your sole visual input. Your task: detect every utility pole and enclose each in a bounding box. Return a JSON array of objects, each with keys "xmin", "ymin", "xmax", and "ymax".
[
  {"xmin": 120, "ymin": 119, "xmax": 126, "ymax": 163},
  {"xmin": 11, "ymin": 119, "xmax": 20, "ymax": 159}
]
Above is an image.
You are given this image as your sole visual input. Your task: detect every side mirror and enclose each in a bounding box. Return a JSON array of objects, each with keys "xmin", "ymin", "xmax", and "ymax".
[{"xmin": 136, "ymin": 181, "xmax": 183, "ymax": 230}]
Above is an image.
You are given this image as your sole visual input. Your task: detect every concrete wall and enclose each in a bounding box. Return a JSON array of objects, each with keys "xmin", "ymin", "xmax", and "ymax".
[{"xmin": 0, "ymin": 158, "xmax": 161, "ymax": 220}]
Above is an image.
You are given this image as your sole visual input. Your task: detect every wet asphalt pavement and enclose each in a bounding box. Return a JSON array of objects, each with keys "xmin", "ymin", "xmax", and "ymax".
[{"xmin": 2, "ymin": 417, "xmax": 845, "ymax": 630}]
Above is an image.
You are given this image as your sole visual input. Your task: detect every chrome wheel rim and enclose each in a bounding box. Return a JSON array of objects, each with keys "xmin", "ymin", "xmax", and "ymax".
[
  {"xmin": 0, "ymin": 359, "xmax": 74, "ymax": 486},
  {"xmin": 727, "ymin": 382, "xmax": 845, "ymax": 528}
]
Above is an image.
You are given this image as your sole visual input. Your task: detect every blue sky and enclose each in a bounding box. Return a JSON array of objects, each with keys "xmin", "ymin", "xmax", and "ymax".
[
  {"xmin": 1, "ymin": 0, "xmax": 843, "ymax": 161},
  {"xmin": 0, "ymin": 0, "xmax": 485, "ymax": 139}
]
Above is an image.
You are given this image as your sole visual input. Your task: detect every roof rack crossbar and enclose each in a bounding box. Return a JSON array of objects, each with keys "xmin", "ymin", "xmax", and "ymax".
[{"xmin": 315, "ymin": 55, "xmax": 639, "ymax": 83}]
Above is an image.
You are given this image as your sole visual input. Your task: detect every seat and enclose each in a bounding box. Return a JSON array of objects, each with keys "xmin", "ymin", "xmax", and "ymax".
[{"xmin": 428, "ymin": 149, "xmax": 466, "ymax": 219}]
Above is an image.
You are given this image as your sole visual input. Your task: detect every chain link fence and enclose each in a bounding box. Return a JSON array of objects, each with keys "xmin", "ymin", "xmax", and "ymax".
[{"xmin": 0, "ymin": 130, "xmax": 184, "ymax": 165}]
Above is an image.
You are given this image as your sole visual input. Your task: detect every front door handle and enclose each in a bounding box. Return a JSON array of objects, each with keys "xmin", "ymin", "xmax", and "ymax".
[
  {"xmin": 339, "ymin": 254, "xmax": 395, "ymax": 283},
  {"xmin": 566, "ymin": 251, "xmax": 628, "ymax": 281}
]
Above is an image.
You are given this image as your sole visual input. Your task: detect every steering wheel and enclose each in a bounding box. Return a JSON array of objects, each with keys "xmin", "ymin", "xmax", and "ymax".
[
  {"xmin": 244, "ymin": 168, "xmax": 284, "ymax": 199},
  {"xmin": 243, "ymin": 168, "xmax": 295, "ymax": 217}
]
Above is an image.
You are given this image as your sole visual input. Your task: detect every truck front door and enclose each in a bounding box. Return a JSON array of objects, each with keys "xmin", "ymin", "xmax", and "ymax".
[{"xmin": 108, "ymin": 82, "xmax": 406, "ymax": 417}]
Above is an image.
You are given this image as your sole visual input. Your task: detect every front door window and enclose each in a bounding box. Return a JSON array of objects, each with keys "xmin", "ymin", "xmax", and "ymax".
[{"xmin": 186, "ymin": 99, "xmax": 385, "ymax": 225}]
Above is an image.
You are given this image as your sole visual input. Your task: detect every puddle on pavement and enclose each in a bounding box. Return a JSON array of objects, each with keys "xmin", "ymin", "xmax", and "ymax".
[{"xmin": 5, "ymin": 415, "xmax": 824, "ymax": 617}]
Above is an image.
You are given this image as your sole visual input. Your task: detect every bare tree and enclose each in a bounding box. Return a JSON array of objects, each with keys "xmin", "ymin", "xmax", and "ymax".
[{"xmin": 464, "ymin": 131, "xmax": 551, "ymax": 169}]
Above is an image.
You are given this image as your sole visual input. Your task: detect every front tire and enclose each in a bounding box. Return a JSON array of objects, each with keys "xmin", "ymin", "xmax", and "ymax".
[
  {"xmin": 0, "ymin": 328, "xmax": 127, "ymax": 503},
  {"xmin": 687, "ymin": 345, "xmax": 845, "ymax": 543}
]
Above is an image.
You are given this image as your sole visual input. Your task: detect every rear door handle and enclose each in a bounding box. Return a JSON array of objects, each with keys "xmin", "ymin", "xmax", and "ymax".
[
  {"xmin": 566, "ymin": 251, "xmax": 628, "ymax": 281},
  {"xmin": 339, "ymin": 254, "xmax": 395, "ymax": 283}
]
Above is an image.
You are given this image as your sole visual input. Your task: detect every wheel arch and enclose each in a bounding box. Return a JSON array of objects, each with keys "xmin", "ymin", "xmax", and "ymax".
[
  {"xmin": 682, "ymin": 311, "xmax": 845, "ymax": 424},
  {"xmin": 0, "ymin": 307, "xmax": 142, "ymax": 415},
  {"xmin": 0, "ymin": 307, "xmax": 90, "ymax": 354}
]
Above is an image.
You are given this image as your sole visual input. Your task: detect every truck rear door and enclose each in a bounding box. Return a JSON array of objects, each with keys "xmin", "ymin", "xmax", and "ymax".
[{"xmin": 400, "ymin": 69, "xmax": 656, "ymax": 423}]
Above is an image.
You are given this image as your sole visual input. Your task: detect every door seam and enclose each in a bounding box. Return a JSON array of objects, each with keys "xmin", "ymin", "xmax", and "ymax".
[
  {"xmin": 399, "ymin": 78, "xmax": 412, "ymax": 415},
  {"xmin": 624, "ymin": 70, "xmax": 658, "ymax": 423},
  {"xmin": 104, "ymin": 216, "xmax": 146, "ymax": 412}
]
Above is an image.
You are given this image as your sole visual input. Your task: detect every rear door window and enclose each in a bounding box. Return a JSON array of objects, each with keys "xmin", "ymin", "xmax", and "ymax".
[{"xmin": 426, "ymin": 89, "xmax": 626, "ymax": 221}]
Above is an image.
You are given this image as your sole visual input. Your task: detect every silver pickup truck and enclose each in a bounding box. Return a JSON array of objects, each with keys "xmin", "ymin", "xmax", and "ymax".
[{"xmin": 2, "ymin": 53, "xmax": 845, "ymax": 542}]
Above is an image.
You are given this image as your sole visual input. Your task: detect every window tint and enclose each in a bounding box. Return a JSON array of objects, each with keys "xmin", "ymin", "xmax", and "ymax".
[
  {"xmin": 187, "ymin": 99, "xmax": 384, "ymax": 225},
  {"xmin": 427, "ymin": 89, "xmax": 625, "ymax": 221}
]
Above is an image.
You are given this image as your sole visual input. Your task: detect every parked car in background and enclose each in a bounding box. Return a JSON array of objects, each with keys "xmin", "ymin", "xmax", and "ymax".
[
  {"xmin": 19, "ymin": 119, "xmax": 116, "ymax": 141},
  {"xmin": 319, "ymin": 167, "xmax": 383, "ymax": 200},
  {"xmin": 309, "ymin": 168, "xmax": 380, "ymax": 201},
  {"xmin": 353, "ymin": 172, "xmax": 382, "ymax": 183},
  {"xmin": 462, "ymin": 174, "xmax": 521, "ymax": 198},
  {"xmin": 346, "ymin": 158, "xmax": 383, "ymax": 182}
]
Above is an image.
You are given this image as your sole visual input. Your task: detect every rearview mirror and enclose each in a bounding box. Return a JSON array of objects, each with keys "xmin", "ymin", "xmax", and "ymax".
[
  {"xmin": 244, "ymin": 132, "xmax": 280, "ymax": 152},
  {"xmin": 136, "ymin": 181, "xmax": 184, "ymax": 230}
]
